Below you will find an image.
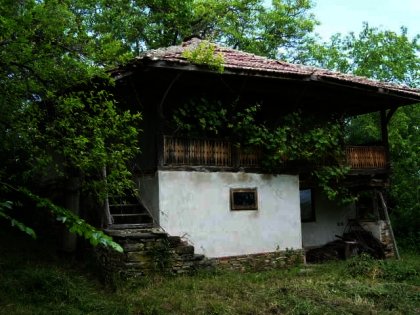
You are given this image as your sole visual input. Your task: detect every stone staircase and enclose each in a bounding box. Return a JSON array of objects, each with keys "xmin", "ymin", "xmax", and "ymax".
[{"xmin": 97, "ymin": 227, "xmax": 211, "ymax": 279}]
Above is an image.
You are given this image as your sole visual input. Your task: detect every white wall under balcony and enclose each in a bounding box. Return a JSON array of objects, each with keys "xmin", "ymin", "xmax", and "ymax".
[
  {"xmin": 158, "ymin": 170, "xmax": 302, "ymax": 258},
  {"xmin": 301, "ymin": 189, "xmax": 356, "ymax": 248}
]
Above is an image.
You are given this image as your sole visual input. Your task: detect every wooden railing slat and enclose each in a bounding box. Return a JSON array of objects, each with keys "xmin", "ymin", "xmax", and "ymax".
[{"xmin": 163, "ymin": 136, "xmax": 387, "ymax": 170}]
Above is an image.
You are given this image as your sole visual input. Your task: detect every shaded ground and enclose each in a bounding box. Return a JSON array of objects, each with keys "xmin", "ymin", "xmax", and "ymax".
[{"xmin": 0, "ymin": 226, "xmax": 419, "ymax": 315}]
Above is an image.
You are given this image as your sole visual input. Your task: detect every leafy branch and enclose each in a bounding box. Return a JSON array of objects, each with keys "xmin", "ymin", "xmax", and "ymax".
[
  {"xmin": 0, "ymin": 200, "xmax": 36, "ymax": 239},
  {"xmin": 20, "ymin": 188, "xmax": 123, "ymax": 253}
]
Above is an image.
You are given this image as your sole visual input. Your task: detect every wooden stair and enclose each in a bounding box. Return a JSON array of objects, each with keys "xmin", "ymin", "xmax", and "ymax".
[{"xmin": 108, "ymin": 194, "xmax": 154, "ymax": 229}]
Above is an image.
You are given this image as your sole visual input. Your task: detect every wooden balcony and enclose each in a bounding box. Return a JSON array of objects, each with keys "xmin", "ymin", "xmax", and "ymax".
[
  {"xmin": 162, "ymin": 136, "xmax": 388, "ymax": 171},
  {"xmin": 345, "ymin": 145, "xmax": 388, "ymax": 171},
  {"xmin": 162, "ymin": 136, "xmax": 261, "ymax": 168}
]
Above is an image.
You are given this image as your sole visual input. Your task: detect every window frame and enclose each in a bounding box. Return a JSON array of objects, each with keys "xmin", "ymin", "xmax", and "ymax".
[{"xmin": 230, "ymin": 188, "xmax": 258, "ymax": 211}]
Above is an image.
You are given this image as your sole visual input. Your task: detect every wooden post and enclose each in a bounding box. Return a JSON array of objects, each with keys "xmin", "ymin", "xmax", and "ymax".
[
  {"xmin": 62, "ymin": 175, "xmax": 81, "ymax": 253},
  {"xmin": 102, "ymin": 166, "xmax": 113, "ymax": 227},
  {"xmin": 378, "ymin": 191, "xmax": 400, "ymax": 260},
  {"xmin": 380, "ymin": 110, "xmax": 390, "ymax": 169}
]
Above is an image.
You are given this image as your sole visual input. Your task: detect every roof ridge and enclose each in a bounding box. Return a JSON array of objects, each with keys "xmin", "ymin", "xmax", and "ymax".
[{"xmin": 129, "ymin": 38, "xmax": 419, "ymax": 98}]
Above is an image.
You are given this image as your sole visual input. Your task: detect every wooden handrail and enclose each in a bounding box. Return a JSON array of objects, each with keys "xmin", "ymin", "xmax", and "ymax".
[
  {"xmin": 345, "ymin": 145, "xmax": 387, "ymax": 169},
  {"xmin": 163, "ymin": 136, "xmax": 387, "ymax": 170},
  {"xmin": 163, "ymin": 135, "xmax": 261, "ymax": 168}
]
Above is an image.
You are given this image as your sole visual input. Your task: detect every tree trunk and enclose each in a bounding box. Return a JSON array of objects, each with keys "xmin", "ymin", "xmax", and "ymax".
[{"xmin": 62, "ymin": 176, "xmax": 81, "ymax": 253}]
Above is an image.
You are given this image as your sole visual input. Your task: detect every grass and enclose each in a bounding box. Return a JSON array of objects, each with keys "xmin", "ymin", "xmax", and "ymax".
[{"xmin": 0, "ymin": 226, "xmax": 419, "ymax": 315}]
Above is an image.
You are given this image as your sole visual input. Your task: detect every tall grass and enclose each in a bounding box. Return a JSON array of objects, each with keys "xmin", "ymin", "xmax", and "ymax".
[{"xmin": 1, "ymin": 225, "xmax": 419, "ymax": 315}]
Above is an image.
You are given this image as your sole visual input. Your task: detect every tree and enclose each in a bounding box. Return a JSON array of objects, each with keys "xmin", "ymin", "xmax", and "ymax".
[
  {"xmin": 0, "ymin": 0, "xmax": 324, "ymax": 252},
  {"xmin": 0, "ymin": 0, "xmax": 141, "ymax": 252},
  {"xmin": 80, "ymin": 0, "xmax": 318, "ymax": 58},
  {"xmin": 299, "ymin": 24, "xmax": 420, "ymax": 246}
]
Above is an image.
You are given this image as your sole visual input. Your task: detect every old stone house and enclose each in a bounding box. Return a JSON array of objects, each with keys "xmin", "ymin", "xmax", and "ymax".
[{"xmin": 98, "ymin": 38, "xmax": 420, "ymax": 274}]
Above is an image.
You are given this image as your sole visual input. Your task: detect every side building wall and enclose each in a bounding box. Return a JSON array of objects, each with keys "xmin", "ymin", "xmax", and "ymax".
[
  {"xmin": 301, "ymin": 189, "xmax": 356, "ymax": 248},
  {"xmin": 157, "ymin": 170, "xmax": 302, "ymax": 258}
]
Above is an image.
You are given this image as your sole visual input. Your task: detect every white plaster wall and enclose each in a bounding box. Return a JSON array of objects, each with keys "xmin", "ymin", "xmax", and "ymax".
[
  {"xmin": 138, "ymin": 173, "xmax": 160, "ymax": 223},
  {"xmin": 158, "ymin": 171, "xmax": 302, "ymax": 258},
  {"xmin": 301, "ymin": 189, "xmax": 356, "ymax": 248}
]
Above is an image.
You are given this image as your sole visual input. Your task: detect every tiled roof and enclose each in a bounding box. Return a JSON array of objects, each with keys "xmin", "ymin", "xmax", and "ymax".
[{"xmin": 129, "ymin": 38, "xmax": 420, "ymax": 99}]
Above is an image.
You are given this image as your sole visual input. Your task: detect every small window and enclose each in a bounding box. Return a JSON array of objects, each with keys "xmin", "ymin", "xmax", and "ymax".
[
  {"xmin": 230, "ymin": 188, "xmax": 258, "ymax": 211},
  {"xmin": 300, "ymin": 189, "xmax": 315, "ymax": 222}
]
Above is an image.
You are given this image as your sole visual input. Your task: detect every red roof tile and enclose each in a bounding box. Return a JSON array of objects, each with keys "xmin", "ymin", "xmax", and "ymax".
[{"xmin": 129, "ymin": 38, "xmax": 419, "ymax": 99}]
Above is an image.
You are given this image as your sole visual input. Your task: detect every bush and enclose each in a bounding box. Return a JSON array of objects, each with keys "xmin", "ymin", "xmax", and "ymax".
[
  {"xmin": 380, "ymin": 260, "xmax": 418, "ymax": 282},
  {"xmin": 346, "ymin": 253, "xmax": 419, "ymax": 282},
  {"xmin": 346, "ymin": 253, "xmax": 382, "ymax": 279}
]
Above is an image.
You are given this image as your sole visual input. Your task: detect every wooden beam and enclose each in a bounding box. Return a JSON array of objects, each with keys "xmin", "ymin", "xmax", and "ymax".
[{"xmin": 377, "ymin": 191, "xmax": 400, "ymax": 260}]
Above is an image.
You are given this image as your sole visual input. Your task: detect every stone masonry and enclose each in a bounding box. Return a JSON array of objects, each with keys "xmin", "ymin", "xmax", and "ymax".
[
  {"xmin": 95, "ymin": 228, "xmax": 213, "ymax": 280},
  {"xmin": 95, "ymin": 227, "xmax": 305, "ymax": 281}
]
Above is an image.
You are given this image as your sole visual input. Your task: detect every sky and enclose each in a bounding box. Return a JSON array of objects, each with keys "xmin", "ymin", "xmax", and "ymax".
[{"xmin": 310, "ymin": 0, "xmax": 420, "ymax": 41}]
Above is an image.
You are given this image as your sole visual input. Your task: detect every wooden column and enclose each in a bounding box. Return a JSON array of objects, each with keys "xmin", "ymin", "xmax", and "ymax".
[
  {"xmin": 62, "ymin": 175, "xmax": 81, "ymax": 253},
  {"xmin": 380, "ymin": 110, "xmax": 390, "ymax": 169}
]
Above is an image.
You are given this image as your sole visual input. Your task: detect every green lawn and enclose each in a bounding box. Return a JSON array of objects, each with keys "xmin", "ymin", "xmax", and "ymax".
[{"xmin": 1, "ymin": 228, "xmax": 419, "ymax": 315}]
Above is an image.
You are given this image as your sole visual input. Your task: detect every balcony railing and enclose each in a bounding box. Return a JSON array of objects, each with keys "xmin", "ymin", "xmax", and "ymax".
[
  {"xmin": 345, "ymin": 145, "xmax": 387, "ymax": 170},
  {"xmin": 162, "ymin": 136, "xmax": 388, "ymax": 170},
  {"xmin": 163, "ymin": 136, "xmax": 261, "ymax": 168}
]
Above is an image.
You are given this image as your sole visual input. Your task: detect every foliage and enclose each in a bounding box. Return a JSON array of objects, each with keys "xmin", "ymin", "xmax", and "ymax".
[
  {"xmin": 388, "ymin": 105, "xmax": 420, "ymax": 245},
  {"xmin": 0, "ymin": 233, "xmax": 130, "ymax": 314},
  {"xmin": 21, "ymin": 188, "xmax": 123, "ymax": 252},
  {"xmin": 0, "ymin": 0, "xmax": 140, "ymax": 249},
  {"xmin": 182, "ymin": 40, "xmax": 225, "ymax": 73},
  {"xmin": 191, "ymin": 0, "xmax": 318, "ymax": 59},
  {"xmin": 2, "ymin": 227, "xmax": 420, "ymax": 315},
  {"xmin": 346, "ymin": 253, "xmax": 418, "ymax": 282},
  {"xmin": 22, "ymin": 88, "xmax": 141, "ymax": 200},
  {"xmin": 297, "ymin": 23, "xmax": 420, "ymax": 87},
  {"xmin": 300, "ymin": 23, "xmax": 420, "ymax": 242},
  {"xmin": 346, "ymin": 253, "xmax": 383, "ymax": 279},
  {"xmin": 80, "ymin": 0, "xmax": 318, "ymax": 58},
  {"xmin": 173, "ymin": 99, "xmax": 354, "ymax": 202},
  {"xmin": 0, "ymin": 200, "xmax": 36, "ymax": 239}
]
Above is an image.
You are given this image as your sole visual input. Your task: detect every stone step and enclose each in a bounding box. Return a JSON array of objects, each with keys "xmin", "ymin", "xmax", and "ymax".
[
  {"xmin": 109, "ymin": 204, "xmax": 146, "ymax": 214},
  {"xmin": 111, "ymin": 213, "xmax": 151, "ymax": 217},
  {"xmin": 106, "ymin": 223, "xmax": 154, "ymax": 230},
  {"xmin": 174, "ymin": 244, "xmax": 195, "ymax": 255},
  {"xmin": 112, "ymin": 213, "xmax": 153, "ymax": 225}
]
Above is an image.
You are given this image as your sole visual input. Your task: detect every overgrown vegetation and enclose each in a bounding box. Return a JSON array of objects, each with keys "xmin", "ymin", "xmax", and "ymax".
[
  {"xmin": 173, "ymin": 99, "xmax": 354, "ymax": 203},
  {"xmin": 301, "ymin": 24, "xmax": 420, "ymax": 245},
  {"xmin": 1, "ymin": 228, "xmax": 419, "ymax": 315},
  {"xmin": 182, "ymin": 40, "xmax": 225, "ymax": 73},
  {"xmin": 0, "ymin": 0, "xmax": 418, "ymax": 253}
]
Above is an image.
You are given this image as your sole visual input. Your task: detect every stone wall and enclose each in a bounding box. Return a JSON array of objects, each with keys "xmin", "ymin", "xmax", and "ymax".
[
  {"xmin": 95, "ymin": 228, "xmax": 304, "ymax": 281},
  {"xmin": 213, "ymin": 250, "xmax": 304, "ymax": 272},
  {"xmin": 379, "ymin": 221, "xmax": 395, "ymax": 258},
  {"xmin": 95, "ymin": 228, "xmax": 213, "ymax": 281}
]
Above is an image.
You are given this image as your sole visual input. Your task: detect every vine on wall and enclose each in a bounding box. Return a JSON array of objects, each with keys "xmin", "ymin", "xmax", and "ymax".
[{"xmin": 172, "ymin": 98, "xmax": 355, "ymax": 204}]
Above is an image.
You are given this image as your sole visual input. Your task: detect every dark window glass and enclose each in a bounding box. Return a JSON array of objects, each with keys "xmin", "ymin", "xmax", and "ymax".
[
  {"xmin": 300, "ymin": 189, "xmax": 315, "ymax": 222},
  {"xmin": 230, "ymin": 188, "xmax": 258, "ymax": 210}
]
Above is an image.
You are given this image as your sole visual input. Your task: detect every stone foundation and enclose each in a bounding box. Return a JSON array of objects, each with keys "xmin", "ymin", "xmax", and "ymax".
[
  {"xmin": 379, "ymin": 221, "xmax": 395, "ymax": 258},
  {"xmin": 95, "ymin": 228, "xmax": 213, "ymax": 281},
  {"xmin": 95, "ymin": 228, "xmax": 304, "ymax": 281},
  {"xmin": 213, "ymin": 249, "xmax": 304, "ymax": 272}
]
